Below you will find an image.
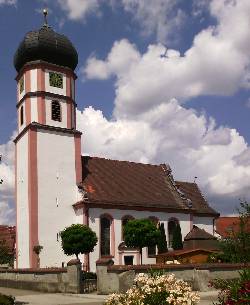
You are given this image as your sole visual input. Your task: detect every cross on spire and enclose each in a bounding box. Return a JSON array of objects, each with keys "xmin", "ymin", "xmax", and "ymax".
[{"xmin": 43, "ymin": 8, "xmax": 48, "ymax": 26}]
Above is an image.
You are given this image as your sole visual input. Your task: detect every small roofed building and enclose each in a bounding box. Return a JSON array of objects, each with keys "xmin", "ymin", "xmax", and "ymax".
[
  {"xmin": 156, "ymin": 225, "xmax": 219, "ymax": 264},
  {"xmin": 184, "ymin": 225, "xmax": 219, "ymax": 250},
  {"xmin": 156, "ymin": 248, "xmax": 217, "ymax": 264}
]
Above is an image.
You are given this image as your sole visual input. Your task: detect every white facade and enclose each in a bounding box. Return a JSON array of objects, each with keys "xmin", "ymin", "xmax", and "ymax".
[
  {"xmin": 16, "ymin": 133, "xmax": 30, "ymax": 268},
  {"xmin": 37, "ymin": 130, "xmax": 79, "ymax": 267},
  {"xmin": 87, "ymin": 207, "xmax": 214, "ymax": 272}
]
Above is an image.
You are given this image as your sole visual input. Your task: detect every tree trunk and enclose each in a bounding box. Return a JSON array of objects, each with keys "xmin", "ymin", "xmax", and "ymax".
[{"xmin": 140, "ymin": 248, "xmax": 142, "ymax": 265}]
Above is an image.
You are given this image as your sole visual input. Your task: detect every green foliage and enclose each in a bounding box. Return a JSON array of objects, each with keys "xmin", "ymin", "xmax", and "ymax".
[
  {"xmin": 0, "ymin": 240, "xmax": 14, "ymax": 266},
  {"xmin": 218, "ymin": 200, "xmax": 250, "ymax": 263},
  {"xmin": 0, "ymin": 294, "xmax": 15, "ymax": 305},
  {"xmin": 172, "ymin": 223, "xmax": 183, "ymax": 250},
  {"xmin": 124, "ymin": 219, "xmax": 161, "ymax": 264},
  {"xmin": 210, "ymin": 269, "xmax": 250, "ymax": 305},
  {"xmin": 157, "ymin": 223, "xmax": 168, "ymax": 254},
  {"xmin": 144, "ymin": 290, "xmax": 170, "ymax": 305},
  {"xmin": 82, "ymin": 271, "xmax": 97, "ymax": 280},
  {"xmin": 61, "ymin": 224, "xmax": 97, "ymax": 259}
]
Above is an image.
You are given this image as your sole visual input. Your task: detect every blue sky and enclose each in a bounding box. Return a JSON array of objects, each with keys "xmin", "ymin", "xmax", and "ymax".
[{"xmin": 0, "ymin": 0, "xmax": 250, "ymax": 224}]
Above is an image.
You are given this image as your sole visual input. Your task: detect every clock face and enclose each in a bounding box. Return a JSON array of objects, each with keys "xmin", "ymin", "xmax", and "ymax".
[
  {"xmin": 49, "ymin": 72, "xmax": 63, "ymax": 89},
  {"xmin": 19, "ymin": 76, "xmax": 24, "ymax": 94}
]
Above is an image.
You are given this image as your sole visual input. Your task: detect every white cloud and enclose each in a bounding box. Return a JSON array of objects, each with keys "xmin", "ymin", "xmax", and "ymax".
[
  {"xmin": 0, "ymin": 133, "xmax": 15, "ymax": 225},
  {"xmin": 121, "ymin": 0, "xmax": 185, "ymax": 43},
  {"xmin": 0, "ymin": 201, "xmax": 14, "ymax": 225},
  {"xmin": 0, "ymin": 0, "xmax": 16, "ymax": 5},
  {"xmin": 84, "ymin": 0, "xmax": 250, "ymax": 119},
  {"xmin": 81, "ymin": 0, "xmax": 250, "ymax": 213},
  {"xmin": 56, "ymin": 0, "xmax": 100, "ymax": 21}
]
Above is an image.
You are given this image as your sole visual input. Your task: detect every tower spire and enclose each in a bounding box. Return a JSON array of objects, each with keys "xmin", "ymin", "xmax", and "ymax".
[{"xmin": 43, "ymin": 8, "xmax": 48, "ymax": 27}]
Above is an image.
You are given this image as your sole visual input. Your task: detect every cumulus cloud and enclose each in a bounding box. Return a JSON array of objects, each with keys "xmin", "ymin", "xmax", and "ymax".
[
  {"xmin": 121, "ymin": 0, "xmax": 185, "ymax": 43},
  {"xmin": 84, "ymin": 0, "xmax": 250, "ymax": 118},
  {"xmin": 0, "ymin": 0, "xmax": 16, "ymax": 5},
  {"xmin": 0, "ymin": 133, "xmax": 15, "ymax": 225},
  {"xmin": 56, "ymin": 0, "xmax": 100, "ymax": 21},
  {"xmin": 82, "ymin": 0, "xmax": 250, "ymax": 213}
]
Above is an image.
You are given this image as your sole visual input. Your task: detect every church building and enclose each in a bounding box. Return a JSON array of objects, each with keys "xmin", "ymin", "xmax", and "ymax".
[{"xmin": 14, "ymin": 17, "xmax": 219, "ymax": 272}]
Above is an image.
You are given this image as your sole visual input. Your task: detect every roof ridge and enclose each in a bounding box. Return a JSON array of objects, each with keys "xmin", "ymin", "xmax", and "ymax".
[{"xmin": 82, "ymin": 155, "xmax": 169, "ymax": 168}]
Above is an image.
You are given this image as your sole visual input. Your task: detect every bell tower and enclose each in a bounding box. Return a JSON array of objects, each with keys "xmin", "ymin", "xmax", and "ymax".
[{"xmin": 14, "ymin": 12, "xmax": 82, "ymax": 268}]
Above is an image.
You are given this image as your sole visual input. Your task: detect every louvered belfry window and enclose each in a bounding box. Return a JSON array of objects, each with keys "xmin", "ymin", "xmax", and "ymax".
[{"xmin": 51, "ymin": 100, "xmax": 61, "ymax": 122}]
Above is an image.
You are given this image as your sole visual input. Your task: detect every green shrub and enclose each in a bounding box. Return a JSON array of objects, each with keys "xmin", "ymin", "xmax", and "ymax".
[
  {"xmin": 82, "ymin": 271, "xmax": 97, "ymax": 280},
  {"xmin": 0, "ymin": 294, "xmax": 15, "ymax": 305}
]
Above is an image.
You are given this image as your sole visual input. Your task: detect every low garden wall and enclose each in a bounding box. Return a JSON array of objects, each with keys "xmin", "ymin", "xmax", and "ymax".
[
  {"xmin": 96, "ymin": 260, "xmax": 250, "ymax": 294},
  {"xmin": 0, "ymin": 259, "xmax": 82, "ymax": 293}
]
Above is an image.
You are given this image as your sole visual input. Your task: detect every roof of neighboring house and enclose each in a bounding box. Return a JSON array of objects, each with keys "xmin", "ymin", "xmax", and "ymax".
[
  {"xmin": 216, "ymin": 217, "xmax": 250, "ymax": 238},
  {"xmin": 0, "ymin": 225, "xmax": 16, "ymax": 254},
  {"xmin": 77, "ymin": 156, "xmax": 218, "ymax": 216},
  {"xmin": 184, "ymin": 225, "xmax": 217, "ymax": 240}
]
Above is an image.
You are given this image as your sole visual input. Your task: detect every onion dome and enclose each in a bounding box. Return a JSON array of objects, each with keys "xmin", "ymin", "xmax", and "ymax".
[{"xmin": 14, "ymin": 25, "xmax": 78, "ymax": 72}]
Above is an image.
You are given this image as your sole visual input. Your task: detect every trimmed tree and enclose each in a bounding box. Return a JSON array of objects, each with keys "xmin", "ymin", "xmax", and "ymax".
[
  {"xmin": 172, "ymin": 223, "xmax": 183, "ymax": 250},
  {"xmin": 124, "ymin": 219, "xmax": 160, "ymax": 264},
  {"xmin": 61, "ymin": 224, "xmax": 98, "ymax": 260},
  {"xmin": 157, "ymin": 223, "xmax": 168, "ymax": 254}
]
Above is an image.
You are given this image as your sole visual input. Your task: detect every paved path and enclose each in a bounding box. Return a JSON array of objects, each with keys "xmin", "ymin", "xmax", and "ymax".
[{"xmin": 0, "ymin": 287, "xmax": 218, "ymax": 305}]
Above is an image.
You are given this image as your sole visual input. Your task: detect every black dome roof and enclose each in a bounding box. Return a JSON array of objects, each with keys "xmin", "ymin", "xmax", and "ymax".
[{"xmin": 14, "ymin": 25, "xmax": 78, "ymax": 72}]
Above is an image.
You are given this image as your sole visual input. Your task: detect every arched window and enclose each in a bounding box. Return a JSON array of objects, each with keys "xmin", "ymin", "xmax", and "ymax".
[
  {"xmin": 168, "ymin": 218, "xmax": 179, "ymax": 248},
  {"xmin": 121, "ymin": 215, "xmax": 134, "ymax": 240},
  {"xmin": 100, "ymin": 216, "xmax": 111, "ymax": 256},
  {"xmin": 20, "ymin": 106, "xmax": 24, "ymax": 126},
  {"xmin": 51, "ymin": 100, "xmax": 61, "ymax": 122},
  {"xmin": 148, "ymin": 217, "xmax": 159, "ymax": 256}
]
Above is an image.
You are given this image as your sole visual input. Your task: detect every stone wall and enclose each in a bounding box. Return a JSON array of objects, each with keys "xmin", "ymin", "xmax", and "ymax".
[
  {"xmin": 96, "ymin": 260, "xmax": 249, "ymax": 294},
  {"xmin": 0, "ymin": 259, "xmax": 81, "ymax": 293}
]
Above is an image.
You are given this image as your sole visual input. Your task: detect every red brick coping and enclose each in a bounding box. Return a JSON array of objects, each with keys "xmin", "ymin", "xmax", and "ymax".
[
  {"xmin": 0, "ymin": 268, "xmax": 67, "ymax": 274},
  {"xmin": 108, "ymin": 263, "xmax": 250, "ymax": 273}
]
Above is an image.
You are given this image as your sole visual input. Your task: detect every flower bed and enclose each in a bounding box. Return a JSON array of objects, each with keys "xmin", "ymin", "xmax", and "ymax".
[
  {"xmin": 105, "ymin": 273, "xmax": 200, "ymax": 305},
  {"xmin": 210, "ymin": 269, "xmax": 250, "ymax": 305}
]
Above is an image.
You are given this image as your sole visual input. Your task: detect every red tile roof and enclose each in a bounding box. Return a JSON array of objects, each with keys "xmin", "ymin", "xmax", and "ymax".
[
  {"xmin": 216, "ymin": 217, "xmax": 250, "ymax": 238},
  {"xmin": 80, "ymin": 156, "xmax": 218, "ymax": 216},
  {"xmin": 176, "ymin": 181, "xmax": 218, "ymax": 216},
  {"xmin": 0, "ymin": 225, "xmax": 16, "ymax": 255}
]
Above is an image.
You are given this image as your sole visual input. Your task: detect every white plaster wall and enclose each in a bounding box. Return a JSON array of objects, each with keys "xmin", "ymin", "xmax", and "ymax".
[
  {"xmin": 88, "ymin": 208, "xmax": 192, "ymax": 272},
  {"xmin": 45, "ymin": 97, "xmax": 67, "ymax": 128},
  {"xmin": 37, "ymin": 130, "xmax": 79, "ymax": 267},
  {"xmin": 16, "ymin": 133, "xmax": 30, "ymax": 268},
  {"xmin": 193, "ymin": 216, "xmax": 214, "ymax": 235},
  {"xmin": 45, "ymin": 69, "xmax": 66, "ymax": 96},
  {"xmin": 30, "ymin": 69, "xmax": 37, "ymax": 92},
  {"xmin": 30, "ymin": 97, "xmax": 38, "ymax": 123}
]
